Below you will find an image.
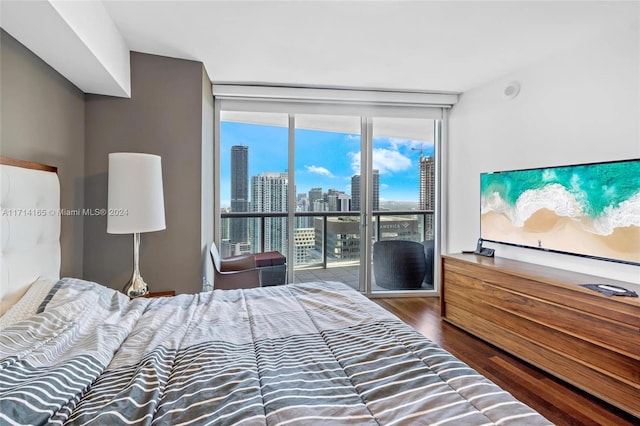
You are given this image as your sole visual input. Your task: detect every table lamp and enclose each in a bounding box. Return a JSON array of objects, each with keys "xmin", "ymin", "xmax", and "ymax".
[{"xmin": 107, "ymin": 152, "xmax": 166, "ymax": 297}]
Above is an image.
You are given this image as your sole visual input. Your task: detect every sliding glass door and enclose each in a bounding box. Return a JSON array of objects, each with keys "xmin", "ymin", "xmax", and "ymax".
[
  {"xmin": 368, "ymin": 117, "xmax": 437, "ymax": 294},
  {"xmin": 214, "ymin": 88, "xmax": 448, "ymax": 295},
  {"xmin": 293, "ymin": 115, "xmax": 361, "ymax": 289}
]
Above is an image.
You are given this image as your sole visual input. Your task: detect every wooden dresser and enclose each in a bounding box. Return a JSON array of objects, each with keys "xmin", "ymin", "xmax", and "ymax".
[{"xmin": 440, "ymin": 254, "xmax": 639, "ymax": 417}]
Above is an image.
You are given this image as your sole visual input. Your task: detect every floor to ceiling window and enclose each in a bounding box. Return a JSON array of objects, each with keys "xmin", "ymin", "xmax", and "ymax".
[
  {"xmin": 294, "ymin": 114, "xmax": 361, "ymax": 286},
  {"xmin": 219, "ymin": 112, "xmax": 289, "ymax": 258},
  {"xmin": 214, "ymin": 86, "xmax": 455, "ymax": 295},
  {"xmin": 370, "ymin": 117, "xmax": 437, "ymax": 293}
]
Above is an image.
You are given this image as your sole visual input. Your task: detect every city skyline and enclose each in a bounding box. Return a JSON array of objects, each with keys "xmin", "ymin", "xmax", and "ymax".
[
  {"xmin": 220, "ymin": 121, "xmax": 434, "ymax": 208},
  {"xmin": 224, "ymin": 130, "xmax": 437, "ymax": 257}
]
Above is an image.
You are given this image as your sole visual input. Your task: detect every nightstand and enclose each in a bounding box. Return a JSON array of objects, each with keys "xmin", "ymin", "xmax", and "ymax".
[{"xmin": 142, "ymin": 291, "xmax": 175, "ymax": 298}]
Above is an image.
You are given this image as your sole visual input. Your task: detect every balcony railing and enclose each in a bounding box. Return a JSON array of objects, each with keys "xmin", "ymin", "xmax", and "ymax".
[{"xmin": 221, "ymin": 210, "xmax": 434, "ymax": 270}]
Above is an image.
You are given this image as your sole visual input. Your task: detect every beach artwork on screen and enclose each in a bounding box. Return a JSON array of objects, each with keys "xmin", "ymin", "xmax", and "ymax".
[{"xmin": 480, "ymin": 159, "xmax": 640, "ymax": 265}]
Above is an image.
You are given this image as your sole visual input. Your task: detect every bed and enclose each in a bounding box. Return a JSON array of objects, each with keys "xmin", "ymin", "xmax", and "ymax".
[{"xmin": 0, "ymin": 157, "xmax": 552, "ymax": 425}]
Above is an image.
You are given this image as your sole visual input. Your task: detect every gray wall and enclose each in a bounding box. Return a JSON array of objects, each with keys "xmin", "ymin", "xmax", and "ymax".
[
  {"xmin": 201, "ymin": 68, "xmax": 214, "ymax": 288},
  {"xmin": 0, "ymin": 30, "xmax": 85, "ymax": 278},
  {"xmin": 84, "ymin": 52, "xmax": 210, "ymax": 294}
]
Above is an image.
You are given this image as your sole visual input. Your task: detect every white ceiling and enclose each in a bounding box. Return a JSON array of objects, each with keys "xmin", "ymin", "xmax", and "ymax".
[{"xmin": 3, "ymin": 1, "xmax": 639, "ymax": 95}]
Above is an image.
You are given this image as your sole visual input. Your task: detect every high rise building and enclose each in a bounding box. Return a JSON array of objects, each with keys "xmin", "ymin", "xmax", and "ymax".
[
  {"xmin": 419, "ymin": 156, "xmax": 435, "ymax": 210},
  {"xmin": 220, "ymin": 241, "xmax": 252, "ymax": 258},
  {"xmin": 297, "ymin": 193, "xmax": 309, "ymax": 211},
  {"xmin": 350, "ymin": 170, "xmax": 379, "ymax": 211},
  {"xmin": 329, "ymin": 193, "xmax": 351, "ymax": 212},
  {"xmin": 315, "ymin": 216, "xmax": 422, "ymax": 261},
  {"xmin": 308, "ymin": 187, "xmax": 323, "ymax": 211},
  {"xmin": 372, "ymin": 170, "xmax": 380, "ymax": 211},
  {"xmin": 251, "ymin": 172, "xmax": 288, "ymax": 255},
  {"xmin": 230, "ymin": 145, "xmax": 249, "ymax": 244},
  {"xmin": 419, "ymin": 156, "xmax": 436, "ymax": 240},
  {"xmin": 293, "ymin": 227, "xmax": 316, "ymax": 265},
  {"xmin": 296, "ymin": 193, "xmax": 312, "ymax": 228},
  {"xmin": 351, "ymin": 175, "xmax": 360, "ymax": 211},
  {"xmin": 313, "ymin": 199, "xmax": 328, "ymax": 212},
  {"xmin": 326, "ymin": 188, "xmax": 351, "ymax": 211},
  {"xmin": 220, "ymin": 207, "xmax": 231, "ymax": 241}
]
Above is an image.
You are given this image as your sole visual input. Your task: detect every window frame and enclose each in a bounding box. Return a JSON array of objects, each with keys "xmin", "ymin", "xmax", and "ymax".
[{"xmin": 213, "ymin": 85, "xmax": 456, "ymax": 296}]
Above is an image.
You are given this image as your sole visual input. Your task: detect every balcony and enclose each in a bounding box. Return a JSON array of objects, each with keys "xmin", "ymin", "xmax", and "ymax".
[
  {"xmin": 293, "ymin": 263, "xmax": 434, "ymax": 292},
  {"xmin": 221, "ymin": 210, "xmax": 435, "ymax": 292},
  {"xmin": 294, "ymin": 262, "xmax": 361, "ymax": 290}
]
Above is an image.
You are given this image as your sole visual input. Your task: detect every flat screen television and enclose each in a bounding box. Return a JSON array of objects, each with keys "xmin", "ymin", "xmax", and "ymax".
[{"xmin": 480, "ymin": 158, "xmax": 640, "ymax": 266}]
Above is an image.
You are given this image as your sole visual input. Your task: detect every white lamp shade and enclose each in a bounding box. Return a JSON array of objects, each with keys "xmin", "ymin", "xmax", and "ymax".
[{"xmin": 107, "ymin": 153, "xmax": 166, "ymax": 234}]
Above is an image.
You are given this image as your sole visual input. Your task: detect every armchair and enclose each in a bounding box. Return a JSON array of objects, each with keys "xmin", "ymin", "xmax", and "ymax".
[
  {"xmin": 373, "ymin": 240, "xmax": 427, "ymax": 290},
  {"xmin": 210, "ymin": 243, "xmax": 262, "ymax": 290}
]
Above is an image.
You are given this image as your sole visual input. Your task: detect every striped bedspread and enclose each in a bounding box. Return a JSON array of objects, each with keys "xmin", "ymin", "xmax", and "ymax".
[{"xmin": 0, "ymin": 278, "xmax": 551, "ymax": 425}]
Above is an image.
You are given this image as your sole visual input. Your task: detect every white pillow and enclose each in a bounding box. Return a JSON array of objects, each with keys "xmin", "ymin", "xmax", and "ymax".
[{"xmin": 0, "ymin": 277, "xmax": 59, "ymax": 329}]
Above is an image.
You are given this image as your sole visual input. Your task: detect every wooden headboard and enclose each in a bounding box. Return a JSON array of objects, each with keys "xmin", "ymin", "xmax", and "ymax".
[{"xmin": 0, "ymin": 156, "xmax": 61, "ymax": 314}]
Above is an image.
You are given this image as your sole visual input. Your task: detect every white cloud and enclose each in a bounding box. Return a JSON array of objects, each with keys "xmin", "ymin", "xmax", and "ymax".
[
  {"xmin": 349, "ymin": 151, "xmax": 361, "ymax": 174},
  {"xmin": 374, "ymin": 148, "xmax": 412, "ymax": 174},
  {"xmin": 349, "ymin": 148, "xmax": 412, "ymax": 175},
  {"xmin": 305, "ymin": 165, "xmax": 334, "ymax": 177},
  {"xmin": 374, "ymin": 137, "xmax": 426, "ymax": 150}
]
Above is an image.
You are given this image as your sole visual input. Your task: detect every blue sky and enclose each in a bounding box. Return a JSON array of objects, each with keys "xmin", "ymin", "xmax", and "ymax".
[{"xmin": 220, "ymin": 122, "xmax": 434, "ymax": 208}]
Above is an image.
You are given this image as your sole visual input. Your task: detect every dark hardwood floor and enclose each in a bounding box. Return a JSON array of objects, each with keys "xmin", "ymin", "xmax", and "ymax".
[{"xmin": 373, "ymin": 296, "xmax": 638, "ymax": 426}]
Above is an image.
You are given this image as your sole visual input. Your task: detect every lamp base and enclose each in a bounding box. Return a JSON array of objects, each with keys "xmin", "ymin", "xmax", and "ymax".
[
  {"xmin": 123, "ymin": 274, "xmax": 149, "ymax": 298},
  {"xmin": 123, "ymin": 233, "xmax": 149, "ymax": 298}
]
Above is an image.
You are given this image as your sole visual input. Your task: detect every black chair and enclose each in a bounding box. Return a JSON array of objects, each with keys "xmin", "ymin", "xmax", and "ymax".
[
  {"xmin": 422, "ymin": 239, "xmax": 435, "ymax": 285},
  {"xmin": 373, "ymin": 240, "xmax": 427, "ymax": 290}
]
